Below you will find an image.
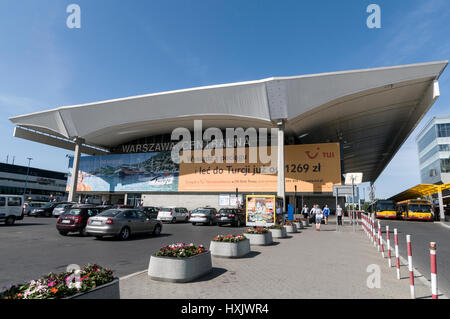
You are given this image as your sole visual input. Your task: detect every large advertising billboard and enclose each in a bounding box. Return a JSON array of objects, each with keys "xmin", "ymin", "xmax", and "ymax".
[
  {"xmin": 67, "ymin": 143, "xmax": 341, "ymax": 193},
  {"xmin": 66, "ymin": 152, "xmax": 178, "ymax": 192}
]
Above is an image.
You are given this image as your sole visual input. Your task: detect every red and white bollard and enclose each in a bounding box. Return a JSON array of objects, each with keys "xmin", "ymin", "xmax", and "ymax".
[
  {"xmin": 430, "ymin": 242, "xmax": 438, "ymax": 299},
  {"xmin": 379, "ymin": 224, "xmax": 385, "ymax": 258},
  {"xmin": 373, "ymin": 219, "xmax": 377, "ymax": 247},
  {"xmin": 394, "ymin": 228, "xmax": 400, "ymax": 280},
  {"xmin": 377, "ymin": 221, "xmax": 381, "ymax": 251},
  {"xmin": 386, "ymin": 225, "xmax": 392, "ymax": 267},
  {"xmin": 407, "ymin": 235, "xmax": 415, "ymax": 299}
]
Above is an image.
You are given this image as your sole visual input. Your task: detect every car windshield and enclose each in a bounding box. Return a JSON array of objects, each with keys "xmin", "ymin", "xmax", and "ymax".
[
  {"xmin": 63, "ymin": 209, "xmax": 82, "ymax": 216},
  {"xmin": 42, "ymin": 202, "xmax": 54, "ymax": 208},
  {"xmin": 219, "ymin": 209, "xmax": 235, "ymax": 214},
  {"xmin": 56, "ymin": 204, "xmax": 70, "ymax": 208},
  {"xmin": 376, "ymin": 202, "xmax": 395, "ymax": 212},
  {"xmin": 98, "ymin": 209, "xmax": 122, "ymax": 217}
]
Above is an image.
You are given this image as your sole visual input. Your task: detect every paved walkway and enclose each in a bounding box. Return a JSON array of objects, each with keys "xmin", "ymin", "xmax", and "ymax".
[{"xmin": 120, "ymin": 219, "xmax": 440, "ymax": 299}]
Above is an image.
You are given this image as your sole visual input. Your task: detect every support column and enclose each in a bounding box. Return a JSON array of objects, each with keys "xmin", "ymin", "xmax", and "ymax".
[
  {"xmin": 277, "ymin": 122, "xmax": 285, "ymax": 202},
  {"xmin": 68, "ymin": 137, "xmax": 84, "ymax": 202},
  {"xmin": 438, "ymin": 189, "xmax": 445, "ymax": 221}
]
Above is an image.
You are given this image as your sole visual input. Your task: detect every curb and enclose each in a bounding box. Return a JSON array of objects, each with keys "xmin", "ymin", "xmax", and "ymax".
[
  {"xmin": 119, "ymin": 270, "xmax": 148, "ymax": 281},
  {"xmin": 437, "ymin": 221, "xmax": 450, "ymax": 229}
]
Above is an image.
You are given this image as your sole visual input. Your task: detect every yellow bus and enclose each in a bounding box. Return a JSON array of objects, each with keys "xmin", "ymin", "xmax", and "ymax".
[
  {"xmin": 396, "ymin": 199, "xmax": 433, "ymax": 221},
  {"xmin": 369, "ymin": 200, "xmax": 397, "ymax": 219}
]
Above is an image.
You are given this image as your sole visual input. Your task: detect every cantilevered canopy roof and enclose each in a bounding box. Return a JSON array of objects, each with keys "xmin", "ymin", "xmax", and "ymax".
[
  {"xmin": 389, "ymin": 183, "xmax": 450, "ymax": 202},
  {"xmin": 9, "ymin": 61, "xmax": 448, "ymax": 183}
]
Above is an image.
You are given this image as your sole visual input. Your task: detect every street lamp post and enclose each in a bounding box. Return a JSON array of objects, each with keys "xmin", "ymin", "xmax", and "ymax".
[{"xmin": 23, "ymin": 157, "xmax": 33, "ymax": 197}]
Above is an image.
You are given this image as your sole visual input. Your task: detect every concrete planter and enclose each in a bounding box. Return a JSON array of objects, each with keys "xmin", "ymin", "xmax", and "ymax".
[
  {"xmin": 245, "ymin": 232, "xmax": 273, "ymax": 246},
  {"xmin": 148, "ymin": 251, "xmax": 212, "ymax": 283},
  {"xmin": 284, "ymin": 224, "xmax": 298, "ymax": 233},
  {"xmin": 301, "ymin": 219, "xmax": 310, "ymax": 227},
  {"xmin": 294, "ymin": 222, "xmax": 303, "ymax": 230},
  {"xmin": 269, "ymin": 227, "xmax": 288, "ymax": 238},
  {"xmin": 67, "ymin": 278, "xmax": 120, "ymax": 299},
  {"xmin": 210, "ymin": 239, "xmax": 251, "ymax": 258}
]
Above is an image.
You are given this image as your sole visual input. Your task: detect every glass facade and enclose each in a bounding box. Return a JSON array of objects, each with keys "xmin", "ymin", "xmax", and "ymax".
[
  {"xmin": 437, "ymin": 123, "xmax": 450, "ymax": 138},
  {"xmin": 417, "ymin": 118, "xmax": 450, "ymax": 184},
  {"xmin": 418, "ymin": 126, "xmax": 437, "ymax": 153}
]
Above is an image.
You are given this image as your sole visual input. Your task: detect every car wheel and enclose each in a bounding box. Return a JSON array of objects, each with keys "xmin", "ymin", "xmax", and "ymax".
[
  {"xmin": 59, "ymin": 231, "xmax": 68, "ymax": 236},
  {"xmin": 153, "ymin": 224, "xmax": 162, "ymax": 236},
  {"xmin": 118, "ymin": 227, "xmax": 130, "ymax": 240},
  {"xmin": 192, "ymin": 222, "xmax": 196, "ymax": 226},
  {"xmin": 95, "ymin": 235, "xmax": 103, "ymax": 240},
  {"xmin": 5, "ymin": 216, "xmax": 15, "ymax": 225}
]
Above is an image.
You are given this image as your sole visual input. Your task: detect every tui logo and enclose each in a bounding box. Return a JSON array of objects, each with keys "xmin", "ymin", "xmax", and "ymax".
[{"xmin": 305, "ymin": 147, "xmax": 320, "ymax": 159}]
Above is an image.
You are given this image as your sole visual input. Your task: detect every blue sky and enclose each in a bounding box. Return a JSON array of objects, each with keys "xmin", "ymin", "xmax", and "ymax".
[{"xmin": 0, "ymin": 0, "xmax": 449, "ymax": 199}]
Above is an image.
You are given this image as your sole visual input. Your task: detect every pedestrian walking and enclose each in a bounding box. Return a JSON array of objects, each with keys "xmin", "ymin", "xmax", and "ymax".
[
  {"xmin": 336, "ymin": 204, "xmax": 343, "ymax": 225},
  {"xmin": 323, "ymin": 204, "xmax": 330, "ymax": 225},
  {"xmin": 314, "ymin": 205, "xmax": 323, "ymax": 231},
  {"xmin": 301, "ymin": 204, "xmax": 309, "ymax": 219}
]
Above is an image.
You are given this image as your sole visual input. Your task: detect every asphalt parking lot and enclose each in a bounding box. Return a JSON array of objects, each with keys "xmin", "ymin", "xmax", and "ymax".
[
  {"xmin": 376, "ymin": 219, "xmax": 450, "ymax": 297},
  {"xmin": 0, "ymin": 216, "xmax": 246, "ymax": 289}
]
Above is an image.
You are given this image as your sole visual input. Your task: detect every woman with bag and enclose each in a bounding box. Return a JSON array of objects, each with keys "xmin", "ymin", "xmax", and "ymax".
[{"xmin": 314, "ymin": 205, "xmax": 324, "ymax": 231}]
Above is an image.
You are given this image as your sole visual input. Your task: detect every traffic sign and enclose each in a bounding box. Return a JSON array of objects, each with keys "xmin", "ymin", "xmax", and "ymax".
[
  {"xmin": 333, "ymin": 185, "xmax": 357, "ymax": 197},
  {"xmin": 344, "ymin": 173, "xmax": 363, "ymax": 185}
]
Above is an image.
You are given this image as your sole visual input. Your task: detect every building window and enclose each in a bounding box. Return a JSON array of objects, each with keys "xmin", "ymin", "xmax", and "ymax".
[
  {"xmin": 439, "ymin": 144, "xmax": 450, "ymax": 151},
  {"xmin": 437, "ymin": 123, "xmax": 450, "ymax": 138},
  {"xmin": 441, "ymin": 159, "xmax": 450, "ymax": 173}
]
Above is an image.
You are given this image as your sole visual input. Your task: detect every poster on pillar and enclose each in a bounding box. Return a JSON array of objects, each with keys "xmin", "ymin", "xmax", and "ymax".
[{"xmin": 284, "ymin": 143, "xmax": 341, "ymax": 193}]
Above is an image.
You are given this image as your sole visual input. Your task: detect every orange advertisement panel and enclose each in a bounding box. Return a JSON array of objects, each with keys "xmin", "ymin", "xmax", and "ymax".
[
  {"xmin": 178, "ymin": 143, "xmax": 341, "ymax": 192},
  {"xmin": 285, "ymin": 143, "xmax": 341, "ymax": 192},
  {"xmin": 178, "ymin": 147, "xmax": 278, "ymax": 192},
  {"xmin": 246, "ymin": 195, "xmax": 276, "ymax": 226}
]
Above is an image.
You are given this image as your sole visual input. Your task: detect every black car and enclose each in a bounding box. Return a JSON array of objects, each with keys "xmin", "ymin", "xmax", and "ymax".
[
  {"xmin": 56, "ymin": 204, "xmax": 100, "ymax": 236},
  {"xmin": 216, "ymin": 208, "xmax": 245, "ymax": 227},
  {"xmin": 138, "ymin": 206, "xmax": 159, "ymax": 219},
  {"xmin": 30, "ymin": 202, "xmax": 71, "ymax": 217}
]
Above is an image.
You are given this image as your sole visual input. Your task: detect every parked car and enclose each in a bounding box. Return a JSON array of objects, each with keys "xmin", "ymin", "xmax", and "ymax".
[
  {"xmin": 0, "ymin": 195, "xmax": 25, "ymax": 225},
  {"xmin": 157, "ymin": 207, "xmax": 189, "ymax": 223},
  {"xmin": 189, "ymin": 207, "xmax": 218, "ymax": 226},
  {"xmin": 56, "ymin": 205, "xmax": 101, "ymax": 236},
  {"xmin": 86, "ymin": 208, "xmax": 162, "ymax": 240},
  {"xmin": 52, "ymin": 202, "xmax": 76, "ymax": 217},
  {"xmin": 111, "ymin": 204, "xmax": 134, "ymax": 209},
  {"xmin": 216, "ymin": 208, "xmax": 246, "ymax": 227},
  {"xmin": 30, "ymin": 202, "xmax": 70, "ymax": 217},
  {"xmin": 138, "ymin": 206, "xmax": 159, "ymax": 219},
  {"xmin": 23, "ymin": 201, "xmax": 46, "ymax": 216}
]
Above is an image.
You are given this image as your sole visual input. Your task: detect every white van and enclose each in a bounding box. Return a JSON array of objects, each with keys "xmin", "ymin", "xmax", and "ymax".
[
  {"xmin": 0, "ymin": 195, "xmax": 25, "ymax": 225},
  {"xmin": 157, "ymin": 207, "xmax": 189, "ymax": 223}
]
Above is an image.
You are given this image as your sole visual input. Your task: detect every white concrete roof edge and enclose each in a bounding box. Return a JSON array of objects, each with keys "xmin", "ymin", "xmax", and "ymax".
[{"xmin": 8, "ymin": 60, "xmax": 448, "ymax": 121}]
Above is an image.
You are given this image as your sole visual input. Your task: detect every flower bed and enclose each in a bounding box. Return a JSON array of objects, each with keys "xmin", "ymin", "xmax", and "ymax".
[
  {"xmin": 0, "ymin": 264, "xmax": 116, "ymax": 299},
  {"xmin": 213, "ymin": 234, "xmax": 247, "ymax": 242},
  {"xmin": 283, "ymin": 222, "xmax": 298, "ymax": 233},
  {"xmin": 244, "ymin": 227, "xmax": 269, "ymax": 234},
  {"xmin": 156, "ymin": 243, "xmax": 206, "ymax": 258},
  {"xmin": 269, "ymin": 225, "xmax": 288, "ymax": 238},
  {"xmin": 148, "ymin": 243, "xmax": 212, "ymax": 282},
  {"xmin": 268, "ymin": 225, "xmax": 284, "ymax": 229},
  {"xmin": 244, "ymin": 227, "xmax": 273, "ymax": 245},
  {"xmin": 210, "ymin": 234, "xmax": 250, "ymax": 258}
]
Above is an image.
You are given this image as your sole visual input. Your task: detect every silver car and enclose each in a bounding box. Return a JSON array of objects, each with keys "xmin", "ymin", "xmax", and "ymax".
[
  {"xmin": 52, "ymin": 203, "xmax": 75, "ymax": 217},
  {"xmin": 86, "ymin": 209, "xmax": 162, "ymax": 240}
]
